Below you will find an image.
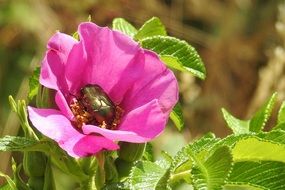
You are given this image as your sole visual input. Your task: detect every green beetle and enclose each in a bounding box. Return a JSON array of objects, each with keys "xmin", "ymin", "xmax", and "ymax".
[{"xmin": 79, "ymin": 84, "xmax": 116, "ymax": 127}]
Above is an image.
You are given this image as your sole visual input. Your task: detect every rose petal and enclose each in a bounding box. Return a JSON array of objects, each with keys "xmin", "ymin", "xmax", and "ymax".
[
  {"xmin": 40, "ymin": 32, "xmax": 77, "ymax": 92},
  {"xmin": 121, "ymin": 50, "xmax": 179, "ymax": 115},
  {"xmin": 55, "ymin": 91, "xmax": 74, "ymax": 120},
  {"xmin": 78, "ymin": 22, "xmax": 143, "ymax": 104},
  {"xmin": 82, "ymin": 100, "xmax": 166, "ymax": 143},
  {"xmin": 28, "ymin": 106, "xmax": 118, "ymax": 157},
  {"xmin": 65, "ymin": 42, "xmax": 87, "ymax": 94},
  {"xmin": 73, "ymin": 135, "xmax": 119, "ymax": 157}
]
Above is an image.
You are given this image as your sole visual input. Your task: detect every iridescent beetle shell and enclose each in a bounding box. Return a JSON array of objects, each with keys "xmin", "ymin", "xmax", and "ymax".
[{"xmin": 79, "ymin": 84, "xmax": 116, "ymax": 126}]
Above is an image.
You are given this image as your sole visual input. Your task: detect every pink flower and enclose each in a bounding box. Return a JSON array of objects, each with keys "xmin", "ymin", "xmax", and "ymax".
[{"xmin": 28, "ymin": 22, "xmax": 178, "ymax": 157}]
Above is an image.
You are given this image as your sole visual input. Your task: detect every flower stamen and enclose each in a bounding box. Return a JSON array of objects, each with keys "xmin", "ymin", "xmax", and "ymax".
[{"xmin": 70, "ymin": 98, "xmax": 124, "ymax": 130}]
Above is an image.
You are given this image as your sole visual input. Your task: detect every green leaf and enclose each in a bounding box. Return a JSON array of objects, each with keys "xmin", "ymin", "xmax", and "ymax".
[
  {"xmin": 0, "ymin": 136, "xmax": 47, "ymax": 152},
  {"xmin": 0, "ymin": 183, "xmax": 15, "ymax": 190},
  {"xmin": 129, "ymin": 161, "xmax": 170, "ymax": 190},
  {"xmin": 170, "ymin": 133, "xmax": 219, "ymax": 177},
  {"xmin": 192, "ymin": 146, "xmax": 233, "ymax": 190},
  {"xmin": 112, "ymin": 18, "xmax": 137, "ymax": 38},
  {"xmin": 8, "ymin": 96, "xmax": 38, "ymax": 139},
  {"xmin": 72, "ymin": 31, "xmax": 79, "ymax": 40},
  {"xmin": 249, "ymin": 93, "xmax": 277, "ymax": 132},
  {"xmin": 140, "ymin": 36, "xmax": 206, "ymax": 79},
  {"xmin": 28, "ymin": 67, "xmax": 40, "ymax": 101},
  {"xmin": 102, "ymin": 182, "xmax": 129, "ymax": 190},
  {"xmin": 134, "ymin": 17, "xmax": 166, "ymax": 41},
  {"xmin": 221, "ymin": 108, "xmax": 249, "ymax": 134},
  {"xmin": 143, "ymin": 143, "xmax": 154, "ymax": 162},
  {"xmin": 232, "ymin": 137, "xmax": 285, "ymax": 163},
  {"xmin": 223, "ymin": 184, "xmax": 265, "ymax": 190},
  {"xmin": 257, "ymin": 130, "xmax": 285, "ymax": 144},
  {"xmin": 277, "ymin": 101, "xmax": 285, "ymax": 124},
  {"xmin": 214, "ymin": 130, "xmax": 285, "ymax": 152},
  {"xmin": 11, "ymin": 159, "xmax": 29, "ymax": 190},
  {"xmin": 0, "ymin": 172, "xmax": 17, "ymax": 190},
  {"xmin": 228, "ymin": 161, "xmax": 285, "ymax": 190},
  {"xmin": 170, "ymin": 102, "xmax": 185, "ymax": 131},
  {"xmin": 273, "ymin": 101, "xmax": 285, "ymax": 130}
]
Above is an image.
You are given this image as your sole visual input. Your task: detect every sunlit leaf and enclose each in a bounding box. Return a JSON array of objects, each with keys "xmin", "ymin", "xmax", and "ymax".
[
  {"xmin": 221, "ymin": 108, "xmax": 249, "ymax": 134},
  {"xmin": 273, "ymin": 101, "xmax": 285, "ymax": 130},
  {"xmin": 249, "ymin": 93, "xmax": 277, "ymax": 132},
  {"xmin": 130, "ymin": 161, "xmax": 170, "ymax": 190},
  {"xmin": 170, "ymin": 103, "xmax": 185, "ymax": 131},
  {"xmin": 135, "ymin": 17, "xmax": 166, "ymax": 40},
  {"xmin": 143, "ymin": 143, "xmax": 154, "ymax": 162},
  {"xmin": 223, "ymin": 184, "xmax": 266, "ymax": 190},
  {"xmin": 141, "ymin": 36, "xmax": 206, "ymax": 79},
  {"xmin": 28, "ymin": 67, "xmax": 40, "ymax": 101},
  {"xmin": 112, "ymin": 18, "xmax": 137, "ymax": 38},
  {"xmin": 232, "ymin": 137, "xmax": 285, "ymax": 163},
  {"xmin": 192, "ymin": 146, "xmax": 233, "ymax": 190},
  {"xmin": 0, "ymin": 136, "xmax": 47, "ymax": 152},
  {"xmin": 228, "ymin": 161, "xmax": 285, "ymax": 190}
]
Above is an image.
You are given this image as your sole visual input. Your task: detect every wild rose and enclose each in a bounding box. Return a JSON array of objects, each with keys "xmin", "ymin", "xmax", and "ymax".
[{"xmin": 28, "ymin": 22, "xmax": 178, "ymax": 157}]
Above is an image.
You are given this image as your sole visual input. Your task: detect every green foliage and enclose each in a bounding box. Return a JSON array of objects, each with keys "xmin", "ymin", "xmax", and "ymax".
[
  {"xmin": 232, "ymin": 137, "xmax": 285, "ymax": 162},
  {"xmin": 112, "ymin": 18, "xmax": 137, "ymax": 38},
  {"xmin": 249, "ymin": 93, "xmax": 277, "ymax": 132},
  {"xmin": 273, "ymin": 101, "xmax": 285, "ymax": 130},
  {"xmin": 116, "ymin": 92, "xmax": 285, "ymax": 190},
  {"xmin": 118, "ymin": 142, "xmax": 146, "ymax": 162},
  {"xmin": 8, "ymin": 96, "xmax": 38, "ymax": 139},
  {"xmin": 142, "ymin": 143, "xmax": 154, "ymax": 162},
  {"xmin": 0, "ymin": 158, "xmax": 29, "ymax": 190},
  {"xmin": 0, "ymin": 136, "xmax": 44, "ymax": 152},
  {"xmin": 221, "ymin": 108, "xmax": 249, "ymax": 134},
  {"xmin": 0, "ymin": 172, "xmax": 17, "ymax": 190},
  {"xmin": 129, "ymin": 161, "xmax": 170, "ymax": 190},
  {"xmin": 28, "ymin": 67, "xmax": 40, "ymax": 101},
  {"xmin": 141, "ymin": 36, "xmax": 206, "ymax": 79},
  {"xmin": 222, "ymin": 93, "xmax": 277, "ymax": 134},
  {"xmin": 228, "ymin": 161, "xmax": 285, "ymax": 190},
  {"xmin": 134, "ymin": 17, "xmax": 166, "ymax": 41},
  {"xmin": 170, "ymin": 103, "xmax": 185, "ymax": 131},
  {"xmin": 192, "ymin": 146, "xmax": 233, "ymax": 190}
]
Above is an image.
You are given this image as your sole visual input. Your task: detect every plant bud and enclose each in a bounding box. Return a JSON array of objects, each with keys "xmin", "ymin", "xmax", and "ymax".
[
  {"xmin": 118, "ymin": 142, "xmax": 146, "ymax": 162},
  {"xmin": 115, "ymin": 158, "xmax": 134, "ymax": 178},
  {"xmin": 23, "ymin": 152, "xmax": 47, "ymax": 177}
]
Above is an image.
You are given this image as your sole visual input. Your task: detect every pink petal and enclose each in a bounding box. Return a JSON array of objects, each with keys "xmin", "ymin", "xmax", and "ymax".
[
  {"xmin": 64, "ymin": 42, "xmax": 87, "ymax": 94},
  {"xmin": 121, "ymin": 50, "xmax": 179, "ymax": 115},
  {"xmin": 40, "ymin": 32, "xmax": 77, "ymax": 92},
  {"xmin": 55, "ymin": 91, "xmax": 74, "ymax": 120},
  {"xmin": 78, "ymin": 22, "xmax": 143, "ymax": 104},
  {"xmin": 78, "ymin": 23, "xmax": 178, "ymax": 111},
  {"xmin": 73, "ymin": 135, "xmax": 119, "ymax": 157},
  {"xmin": 28, "ymin": 106, "xmax": 118, "ymax": 157},
  {"xmin": 82, "ymin": 100, "xmax": 166, "ymax": 143}
]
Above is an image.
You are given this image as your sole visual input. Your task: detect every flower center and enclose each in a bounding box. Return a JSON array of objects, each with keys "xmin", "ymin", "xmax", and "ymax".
[{"xmin": 70, "ymin": 84, "xmax": 124, "ymax": 129}]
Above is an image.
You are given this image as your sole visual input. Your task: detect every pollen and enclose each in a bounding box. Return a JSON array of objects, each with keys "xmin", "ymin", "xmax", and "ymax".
[
  {"xmin": 110, "ymin": 106, "xmax": 124, "ymax": 129},
  {"xmin": 70, "ymin": 99, "xmax": 93, "ymax": 128},
  {"xmin": 70, "ymin": 98, "xmax": 124, "ymax": 130}
]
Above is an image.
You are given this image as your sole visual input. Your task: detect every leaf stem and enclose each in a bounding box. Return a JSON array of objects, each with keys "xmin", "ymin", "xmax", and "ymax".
[{"xmin": 169, "ymin": 170, "xmax": 192, "ymax": 184}]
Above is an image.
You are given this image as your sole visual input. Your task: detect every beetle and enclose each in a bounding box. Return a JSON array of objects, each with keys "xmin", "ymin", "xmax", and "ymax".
[{"xmin": 78, "ymin": 84, "xmax": 117, "ymax": 128}]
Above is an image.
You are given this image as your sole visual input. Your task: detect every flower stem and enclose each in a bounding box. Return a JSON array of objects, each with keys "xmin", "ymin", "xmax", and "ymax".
[{"xmin": 95, "ymin": 153, "xmax": 105, "ymax": 189}]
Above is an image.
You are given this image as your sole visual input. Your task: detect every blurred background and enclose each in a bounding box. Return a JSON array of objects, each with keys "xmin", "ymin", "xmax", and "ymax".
[{"xmin": 1, "ymin": 0, "xmax": 285, "ymax": 188}]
